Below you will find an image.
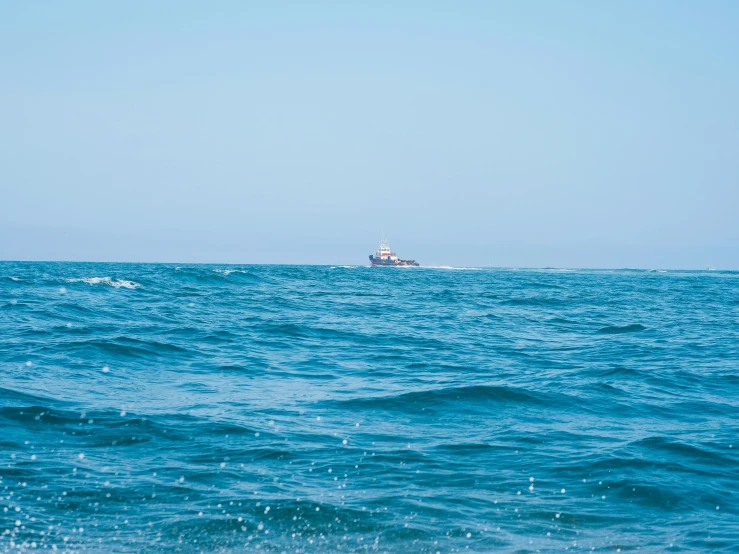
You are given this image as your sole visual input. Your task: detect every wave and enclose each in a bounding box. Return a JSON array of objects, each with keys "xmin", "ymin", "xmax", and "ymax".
[
  {"xmin": 629, "ymin": 436, "xmax": 733, "ymax": 466},
  {"xmin": 65, "ymin": 277, "xmax": 141, "ymax": 289},
  {"xmin": 0, "ymin": 386, "xmax": 60, "ymax": 406},
  {"xmin": 593, "ymin": 365, "xmax": 643, "ymax": 378},
  {"xmin": 425, "ymin": 266, "xmax": 483, "ymax": 271},
  {"xmin": 598, "ymin": 323, "xmax": 647, "ymax": 334},
  {"xmin": 503, "ymin": 296, "xmax": 564, "ymax": 306},
  {"xmin": 213, "ymin": 268, "xmax": 247, "ymax": 276},
  {"xmin": 172, "ymin": 266, "xmax": 264, "ymax": 283},
  {"xmin": 332, "ymin": 384, "xmax": 551, "ymax": 413},
  {"xmin": 43, "ymin": 336, "xmax": 192, "ymax": 359}
]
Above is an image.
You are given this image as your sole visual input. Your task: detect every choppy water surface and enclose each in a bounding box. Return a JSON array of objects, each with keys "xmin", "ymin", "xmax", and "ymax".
[{"xmin": 2, "ymin": 263, "xmax": 738, "ymax": 553}]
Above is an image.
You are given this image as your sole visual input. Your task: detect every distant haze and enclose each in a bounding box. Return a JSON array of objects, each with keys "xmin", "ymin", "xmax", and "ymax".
[{"xmin": 2, "ymin": 1, "xmax": 737, "ymax": 268}]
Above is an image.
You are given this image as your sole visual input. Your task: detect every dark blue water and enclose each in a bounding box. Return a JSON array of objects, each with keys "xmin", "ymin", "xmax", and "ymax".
[{"xmin": 2, "ymin": 263, "xmax": 738, "ymax": 553}]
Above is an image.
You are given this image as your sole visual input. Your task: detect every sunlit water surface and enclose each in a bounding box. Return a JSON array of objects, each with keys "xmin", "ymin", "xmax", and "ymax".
[{"xmin": 1, "ymin": 263, "xmax": 738, "ymax": 553}]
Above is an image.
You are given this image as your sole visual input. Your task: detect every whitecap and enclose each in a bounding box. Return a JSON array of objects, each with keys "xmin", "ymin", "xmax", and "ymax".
[
  {"xmin": 65, "ymin": 277, "xmax": 141, "ymax": 289},
  {"xmin": 528, "ymin": 267, "xmax": 577, "ymax": 273},
  {"xmin": 425, "ymin": 266, "xmax": 483, "ymax": 271},
  {"xmin": 213, "ymin": 269, "xmax": 246, "ymax": 276}
]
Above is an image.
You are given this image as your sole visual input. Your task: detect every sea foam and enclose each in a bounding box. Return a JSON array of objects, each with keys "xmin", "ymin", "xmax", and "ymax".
[
  {"xmin": 213, "ymin": 268, "xmax": 247, "ymax": 276},
  {"xmin": 65, "ymin": 277, "xmax": 141, "ymax": 289}
]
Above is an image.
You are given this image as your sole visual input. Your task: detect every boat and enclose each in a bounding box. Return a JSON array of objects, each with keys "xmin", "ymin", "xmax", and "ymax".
[{"xmin": 369, "ymin": 237, "xmax": 419, "ymax": 266}]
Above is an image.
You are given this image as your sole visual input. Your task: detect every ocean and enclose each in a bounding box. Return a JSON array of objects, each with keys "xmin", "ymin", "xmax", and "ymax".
[{"xmin": 1, "ymin": 262, "xmax": 738, "ymax": 553}]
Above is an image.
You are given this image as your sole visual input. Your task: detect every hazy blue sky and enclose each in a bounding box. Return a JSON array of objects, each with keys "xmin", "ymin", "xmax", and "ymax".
[{"xmin": 2, "ymin": 1, "xmax": 737, "ymax": 267}]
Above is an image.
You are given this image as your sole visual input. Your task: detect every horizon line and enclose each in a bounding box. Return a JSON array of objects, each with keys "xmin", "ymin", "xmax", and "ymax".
[{"xmin": 0, "ymin": 259, "xmax": 733, "ymax": 272}]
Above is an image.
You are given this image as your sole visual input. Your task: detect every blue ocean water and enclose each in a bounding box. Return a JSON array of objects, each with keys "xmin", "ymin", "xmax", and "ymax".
[{"xmin": 1, "ymin": 262, "xmax": 738, "ymax": 553}]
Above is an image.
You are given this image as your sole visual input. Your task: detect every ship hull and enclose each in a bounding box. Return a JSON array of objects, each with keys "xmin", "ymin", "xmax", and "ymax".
[{"xmin": 369, "ymin": 256, "xmax": 419, "ymax": 267}]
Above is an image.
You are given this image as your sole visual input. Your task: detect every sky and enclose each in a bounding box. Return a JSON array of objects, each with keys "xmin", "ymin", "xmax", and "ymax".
[{"xmin": 1, "ymin": 1, "xmax": 738, "ymax": 268}]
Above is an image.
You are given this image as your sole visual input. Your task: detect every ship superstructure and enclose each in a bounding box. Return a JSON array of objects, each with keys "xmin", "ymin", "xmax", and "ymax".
[{"xmin": 369, "ymin": 237, "xmax": 419, "ymax": 267}]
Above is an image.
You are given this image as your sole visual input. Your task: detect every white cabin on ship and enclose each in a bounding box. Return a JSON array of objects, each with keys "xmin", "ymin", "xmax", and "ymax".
[{"xmin": 374, "ymin": 238, "xmax": 398, "ymax": 262}]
